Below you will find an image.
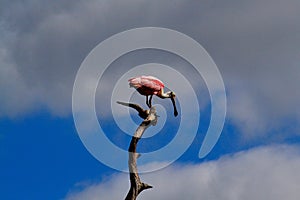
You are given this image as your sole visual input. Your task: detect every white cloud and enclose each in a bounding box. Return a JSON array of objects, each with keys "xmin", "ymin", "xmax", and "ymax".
[
  {"xmin": 0, "ymin": 45, "xmax": 40, "ymax": 117},
  {"xmin": 64, "ymin": 145, "xmax": 300, "ymax": 200}
]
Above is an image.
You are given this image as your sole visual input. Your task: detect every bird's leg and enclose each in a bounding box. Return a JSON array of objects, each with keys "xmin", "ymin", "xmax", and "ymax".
[
  {"xmin": 149, "ymin": 95, "xmax": 153, "ymax": 108},
  {"xmin": 146, "ymin": 96, "xmax": 150, "ymax": 108}
]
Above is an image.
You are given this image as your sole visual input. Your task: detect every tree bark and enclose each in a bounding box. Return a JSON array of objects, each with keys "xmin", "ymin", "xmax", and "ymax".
[{"xmin": 117, "ymin": 102, "xmax": 157, "ymax": 200}]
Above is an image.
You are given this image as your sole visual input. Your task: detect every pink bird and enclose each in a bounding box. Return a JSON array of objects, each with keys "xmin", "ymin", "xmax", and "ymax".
[{"xmin": 128, "ymin": 75, "xmax": 178, "ymax": 117}]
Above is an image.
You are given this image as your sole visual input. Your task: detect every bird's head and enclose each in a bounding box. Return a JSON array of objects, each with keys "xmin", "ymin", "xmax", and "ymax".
[
  {"xmin": 166, "ymin": 91, "xmax": 176, "ymax": 98},
  {"xmin": 170, "ymin": 91, "xmax": 176, "ymax": 98}
]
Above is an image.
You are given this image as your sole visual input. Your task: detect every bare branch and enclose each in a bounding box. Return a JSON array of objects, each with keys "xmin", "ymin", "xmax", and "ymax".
[
  {"xmin": 123, "ymin": 106, "xmax": 157, "ymax": 200},
  {"xmin": 117, "ymin": 101, "xmax": 149, "ymax": 119}
]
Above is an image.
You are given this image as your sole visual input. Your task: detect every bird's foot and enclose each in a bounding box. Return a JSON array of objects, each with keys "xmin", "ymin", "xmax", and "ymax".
[{"xmin": 146, "ymin": 102, "xmax": 151, "ymax": 108}]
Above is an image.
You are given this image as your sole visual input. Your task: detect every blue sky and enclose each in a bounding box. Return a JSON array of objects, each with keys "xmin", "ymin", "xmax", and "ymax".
[{"xmin": 1, "ymin": 0, "xmax": 300, "ymax": 199}]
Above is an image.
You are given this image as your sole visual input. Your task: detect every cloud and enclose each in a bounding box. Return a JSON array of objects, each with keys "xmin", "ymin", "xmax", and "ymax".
[
  {"xmin": 1, "ymin": 0, "xmax": 300, "ymax": 140},
  {"xmin": 64, "ymin": 145, "xmax": 300, "ymax": 200},
  {"xmin": 193, "ymin": 0, "xmax": 300, "ymax": 137},
  {"xmin": 0, "ymin": 0, "xmax": 185, "ymax": 117}
]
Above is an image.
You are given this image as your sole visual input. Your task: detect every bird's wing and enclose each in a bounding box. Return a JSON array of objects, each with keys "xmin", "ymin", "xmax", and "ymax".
[
  {"xmin": 128, "ymin": 77, "xmax": 141, "ymax": 88},
  {"xmin": 140, "ymin": 76, "xmax": 164, "ymax": 91}
]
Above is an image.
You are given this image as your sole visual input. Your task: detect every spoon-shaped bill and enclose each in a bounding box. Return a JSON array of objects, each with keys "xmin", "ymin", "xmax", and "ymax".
[{"xmin": 171, "ymin": 96, "xmax": 178, "ymax": 117}]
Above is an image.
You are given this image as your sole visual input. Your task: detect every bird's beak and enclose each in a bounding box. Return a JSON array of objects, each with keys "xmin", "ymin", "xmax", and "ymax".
[{"xmin": 170, "ymin": 94, "xmax": 178, "ymax": 117}]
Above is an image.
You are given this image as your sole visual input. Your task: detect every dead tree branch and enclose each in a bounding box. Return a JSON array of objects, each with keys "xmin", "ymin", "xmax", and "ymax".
[
  {"xmin": 117, "ymin": 101, "xmax": 157, "ymax": 200},
  {"xmin": 116, "ymin": 101, "xmax": 150, "ymax": 119}
]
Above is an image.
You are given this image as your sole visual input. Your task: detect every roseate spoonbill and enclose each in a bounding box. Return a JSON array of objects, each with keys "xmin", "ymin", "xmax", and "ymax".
[{"xmin": 128, "ymin": 75, "xmax": 178, "ymax": 117}]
